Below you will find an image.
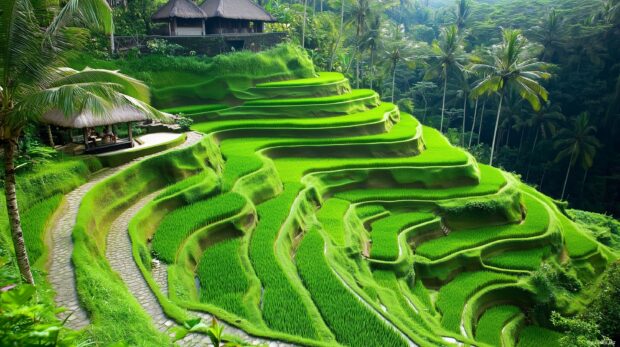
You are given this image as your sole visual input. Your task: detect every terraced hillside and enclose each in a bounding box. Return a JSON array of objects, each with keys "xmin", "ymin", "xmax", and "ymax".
[{"xmin": 45, "ymin": 68, "xmax": 617, "ymax": 346}]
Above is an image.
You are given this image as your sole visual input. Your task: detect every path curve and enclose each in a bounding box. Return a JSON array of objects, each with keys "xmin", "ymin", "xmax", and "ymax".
[
  {"xmin": 106, "ymin": 191, "xmax": 295, "ymax": 346},
  {"xmin": 47, "ymin": 132, "xmax": 202, "ymax": 329}
]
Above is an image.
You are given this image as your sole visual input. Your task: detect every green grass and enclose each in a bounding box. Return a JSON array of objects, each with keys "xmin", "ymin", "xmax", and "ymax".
[
  {"xmin": 486, "ymin": 247, "xmax": 549, "ymax": 271},
  {"xmin": 162, "ymin": 104, "xmax": 228, "ymax": 115},
  {"xmin": 256, "ymin": 72, "xmax": 345, "ymax": 87},
  {"xmin": 296, "ymin": 227, "xmax": 408, "ymax": 347},
  {"xmin": 355, "ymin": 204, "xmax": 387, "ymax": 220},
  {"xmin": 243, "ymin": 89, "xmax": 376, "ymax": 106},
  {"xmin": 475, "ymin": 305, "xmax": 521, "ymax": 346},
  {"xmin": 248, "ymin": 184, "xmax": 323, "ymax": 339},
  {"xmin": 370, "ymin": 212, "xmax": 435, "ymax": 261},
  {"xmin": 151, "ymin": 192, "xmax": 247, "ymax": 263},
  {"xmin": 316, "ymin": 198, "xmax": 350, "ymax": 246},
  {"xmin": 436, "ymin": 271, "xmax": 516, "ymax": 333},
  {"xmin": 21, "ymin": 195, "xmax": 63, "ymax": 265},
  {"xmin": 197, "ymin": 237, "xmax": 253, "ymax": 320},
  {"xmin": 517, "ymin": 326, "xmax": 562, "ymax": 347},
  {"xmin": 416, "ymin": 194, "xmax": 548, "ymax": 260}
]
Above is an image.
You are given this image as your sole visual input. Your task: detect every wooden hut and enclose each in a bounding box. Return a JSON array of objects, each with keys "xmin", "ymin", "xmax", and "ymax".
[
  {"xmin": 41, "ymin": 106, "xmax": 164, "ymax": 154},
  {"xmin": 199, "ymin": 0, "xmax": 277, "ymax": 34},
  {"xmin": 152, "ymin": 0, "xmax": 207, "ymax": 36}
]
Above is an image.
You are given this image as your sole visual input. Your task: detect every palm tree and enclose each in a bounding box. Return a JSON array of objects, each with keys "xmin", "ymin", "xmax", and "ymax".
[
  {"xmin": 554, "ymin": 113, "xmax": 601, "ymax": 200},
  {"xmin": 525, "ymin": 102, "xmax": 565, "ymax": 180},
  {"xmin": 362, "ymin": 15, "xmax": 381, "ymax": 90},
  {"xmin": 454, "ymin": 0, "xmax": 472, "ymax": 33},
  {"xmin": 530, "ymin": 9, "xmax": 565, "ymax": 61},
  {"xmin": 424, "ymin": 25, "xmax": 466, "ymax": 133},
  {"xmin": 1, "ymin": 0, "xmax": 165, "ymax": 284},
  {"xmin": 302, "ymin": 0, "xmax": 308, "ymax": 48},
  {"xmin": 328, "ymin": 0, "xmax": 347, "ymax": 71},
  {"xmin": 471, "ymin": 28, "xmax": 551, "ymax": 166}
]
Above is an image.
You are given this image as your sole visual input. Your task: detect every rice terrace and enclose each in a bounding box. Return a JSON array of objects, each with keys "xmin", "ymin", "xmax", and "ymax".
[{"xmin": 1, "ymin": 0, "xmax": 619, "ymax": 346}]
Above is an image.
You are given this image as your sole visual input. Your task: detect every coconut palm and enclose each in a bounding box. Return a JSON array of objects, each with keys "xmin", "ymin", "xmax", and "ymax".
[
  {"xmin": 554, "ymin": 113, "xmax": 601, "ymax": 200},
  {"xmin": 525, "ymin": 102, "xmax": 565, "ymax": 180},
  {"xmin": 454, "ymin": 0, "xmax": 472, "ymax": 33},
  {"xmin": 530, "ymin": 9, "xmax": 565, "ymax": 61},
  {"xmin": 424, "ymin": 25, "xmax": 466, "ymax": 133},
  {"xmin": 471, "ymin": 28, "xmax": 551, "ymax": 166},
  {"xmin": 1, "ymin": 0, "xmax": 165, "ymax": 284}
]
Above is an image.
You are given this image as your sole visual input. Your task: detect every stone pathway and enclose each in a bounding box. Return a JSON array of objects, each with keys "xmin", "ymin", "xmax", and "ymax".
[
  {"xmin": 47, "ymin": 132, "xmax": 202, "ymax": 330},
  {"xmin": 48, "ymin": 130, "xmax": 295, "ymax": 345},
  {"xmin": 105, "ymin": 187, "xmax": 296, "ymax": 347}
]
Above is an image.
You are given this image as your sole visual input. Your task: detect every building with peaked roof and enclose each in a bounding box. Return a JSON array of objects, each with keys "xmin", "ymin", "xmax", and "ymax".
[
  {"xmin": 151, "ymin": 0, "xmax": 208, "ymax": 36},
  {"xmin": 199, "ymin": 0, "xmax": 277, "ymax": 34}
]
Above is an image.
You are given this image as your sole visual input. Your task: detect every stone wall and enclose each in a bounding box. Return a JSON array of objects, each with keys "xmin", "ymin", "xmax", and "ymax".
[{"xmin": 114, "ymin": 33, "xmax": 287, "ymax": 56}]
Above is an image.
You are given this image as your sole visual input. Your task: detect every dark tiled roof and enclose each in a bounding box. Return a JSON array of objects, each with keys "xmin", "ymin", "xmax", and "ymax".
[
  {"xmin": 152, "ymin": 0, "xmax": 207, "ymax": 20},
  {"xmin": 199, "ymin": 0, "xmax": 276, "ymax": 22}
]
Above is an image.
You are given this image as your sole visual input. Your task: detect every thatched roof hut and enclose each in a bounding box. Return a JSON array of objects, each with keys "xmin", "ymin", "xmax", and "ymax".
[
  {"xmin": 41, "ymin": 107, "xmax": 170, "ymax": 154},
  {"xmin": 42, "ymin": 106, "xmax": 151, "ymax": 129},
  {"xmin": 152, "ymin": 0, "xmax": 207, "ymax": 36},
  {"xmin": 200, "ymin": 0, "xmax": 276, "ymax": 34},
  {"xmin": 199, "ymin": 0, "xmax": 276, "ymax": 22}
]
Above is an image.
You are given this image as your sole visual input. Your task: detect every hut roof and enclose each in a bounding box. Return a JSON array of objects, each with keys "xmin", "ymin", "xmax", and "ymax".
[
  {"xmin": 41, "ymin": 106, "xmax": 162, "ymax": 128},
  {"xmin": 152, "ymin": 0, "xmax": 207, "ymax": 20},
  {"xmin": 199, "ymin": 0, "xmax": 277, "ymax": 22}
]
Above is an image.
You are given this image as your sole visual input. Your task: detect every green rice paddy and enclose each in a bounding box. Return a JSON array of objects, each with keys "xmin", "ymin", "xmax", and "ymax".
[{"xmin": 35, "ymin": 54, "xmax": 617, "ymax": 346}]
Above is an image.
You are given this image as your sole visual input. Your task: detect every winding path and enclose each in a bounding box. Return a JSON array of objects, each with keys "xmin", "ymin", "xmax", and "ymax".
[
  {"xmin": 48, "ymin": 131, "xmax": 294, "ymax": 346},
  {"xmin": 47, "ymin": 132, "xmax": 201, "ymax": 330},
  {"xmin": 106, "ymin": 191, "xmax": 294, "ymax": 346}
]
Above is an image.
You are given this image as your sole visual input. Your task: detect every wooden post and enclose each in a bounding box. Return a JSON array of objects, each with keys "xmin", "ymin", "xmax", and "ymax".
[
  {"xmin": 83, "ymin": 127, "xmax": 89, "ymax": 149},
  {"xmin": 127, "ymin": 122, "xmax": 133, "ymax": 147},
  {"xmin": 202, "ymin": 19, "xmax": 206, "ymax": 36},
  {"xmin": 168, "ymin": 21, "xmax": 172, "ymax": 36}
]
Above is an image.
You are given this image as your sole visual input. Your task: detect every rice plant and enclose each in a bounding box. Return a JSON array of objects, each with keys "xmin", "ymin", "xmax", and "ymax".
[
  {"xmin": 296, "ymin": 228, "xmax": 409, "ymax": 347},
  {"xmin": 475, "ymin": 305, "xmax": 521, "ymax": 345},
  {"xmin": 436, "ymin": 271, "xmax": 516, "ymax": 333},
  {"xmin": 151, "ymin": 192, "xmax": 247, "ymax": 263},
  {"xmin": 196, "ymin": 238, "xmax": 252, "ymax": 320},
  {"xmin": 370, "ymin": 212, "xmax": 435, "ymax": 261}
]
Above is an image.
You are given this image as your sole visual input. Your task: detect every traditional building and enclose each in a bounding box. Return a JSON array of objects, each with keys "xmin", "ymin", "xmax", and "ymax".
[
  {"xmin": 151, "ymin": 0, "xmax": 208, "ymax": 36},
  {"xmin": 199, "ymin": 0, "xmax": 277, "ymax": 34}
]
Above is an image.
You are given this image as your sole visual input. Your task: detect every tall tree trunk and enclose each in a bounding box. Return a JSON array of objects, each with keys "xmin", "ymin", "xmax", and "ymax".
[
  {"xmin": 539, "ymin": 166, "xmax": 547, "ymax": 190},
  {"xmin": 302, "ymin": 0, "xmax": 308, "ymax": 48},
  {"xmin": 369, "ymin": 49, "xmax": 374, "ymax": 90},
  {"xmin": 560, "ymin": 145, "xmax": 576, "ymax": 200},
  {"xmin": 461, "ymin": 94, "xmax": 467, "ymax": 146},
  {"xmin": 580, "ymin": 168, "xmax": 589, "ymax": 198},
  {"xmin": 518, "ymin": 127, "xmax": 525, "ymax": 154},
  {"xmin": 391, "ymin": 62, "xmax": 397, "ymax": 103},
  {"xmin": 47, "ymin": 125, "xmax": 55, "ymax": 147},
  {"xmin": 356, "ymin": 55, "xmax": 360, "ymax": 88},
  {"xmin": 422, "ymin": 94, "xmax": 428, "ymax": 123},
  {"xmin": 525, "ymin": 129, "xmax": 539, "ymax": 181},
  {"xmin": 477, "ymin": 100, "xmax": 486, "ymax": 145},
  {"xmin": 489, "ymin": 93, "xmax": 504, "ymax": 166},
  {"xmin": 328, "ymin": 0, "xmax": 345, "ymax": 71},
  {"xmin": 468, "ymin": 98, "xmax": 478, "ymax": 148},
  {"xmin": 320, "ymin": 0, "xmax": 323, "ymax": 11},
  {"xmin": 440, "ymin": 72, "xmax": 447, "ymax": 133},
  {"xmin": 3, "ymin": 139, "xmax": 34, "ymax": 284}
]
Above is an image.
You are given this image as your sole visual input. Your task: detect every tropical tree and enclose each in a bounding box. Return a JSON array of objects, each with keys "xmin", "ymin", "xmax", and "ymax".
[
  {"xmin": 554, "ymin": 113, "xmax": 601, "ymax": 200},
  {"xmin": 530, "ymin": 9, "xmax": 566, "ymax": 61},
  {"xmin": 361, "ymin": 15, "xmax": 382, "ymax": 89},
  {"xmin": 471, "ymin": 28, "xmax": 551, "ymax": 166},
  {"xmin": 0, "ymin": 0, "xmax": 165, "ymax": 283},
  {"xmin": 525, "ymin": 102, "xmax": 565, "ymax": 180},
  {"xmin": 424, "ymin": 25, "xmax": 466, "ymax": 133},
  {"xmin": 454, "ymin": 0, "xmax": 472, "ymax": 33}
]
